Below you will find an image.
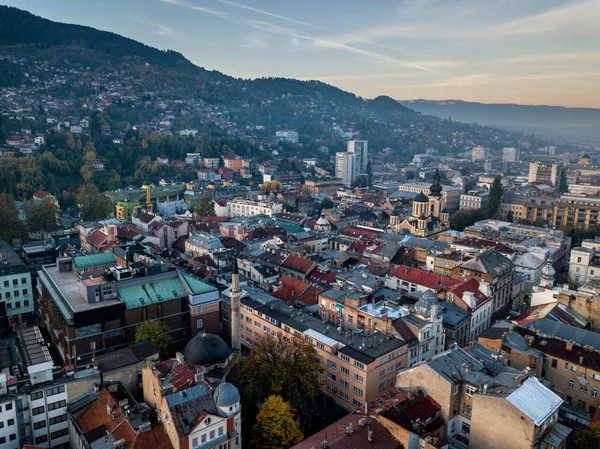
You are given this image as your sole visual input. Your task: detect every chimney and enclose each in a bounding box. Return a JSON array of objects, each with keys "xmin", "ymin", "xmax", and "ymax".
[
  {"xmin": 579, "ymin": 356, "xmax": 584, "ymax": 365},
  {"xmin": 367, "ymin": 430, "xmax": 374, "ymax": 443},
  {"xmin": 566, "ymin": 341, "xmax": 574, "ymax": 351},
  {"xmin": 175, "ymin": 352, "xmax": 185, "ymax": 364},
  {"xmin": 479, "ymin": 281, "xmax": 491, "ymax": 297}
]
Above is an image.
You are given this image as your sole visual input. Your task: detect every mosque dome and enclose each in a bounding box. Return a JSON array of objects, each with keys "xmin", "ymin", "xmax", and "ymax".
[
  {"xmin": 214, "ymin": 382, "xmax": 241, "ymax": 408},
  {"xmin": 183, "ymin": 333, "xmax": 233, "ymax": 366}
]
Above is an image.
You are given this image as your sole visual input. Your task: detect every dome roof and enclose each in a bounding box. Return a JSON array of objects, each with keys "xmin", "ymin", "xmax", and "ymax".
[
  {"xmin": 214, "ymin": 382, "xmax": 240, "ymax": 408},
  {"xmin": 415, "ymin": 289, "xmax": 439, "ymax": 317},
  {"xmin": 316, "ymin": 212, "xmax": 330, "ymax": 226},
  {"xmin": 542, "ymin": 263, "xmax": 556, "ymax": 278},
  {"xmin": 414, "ymin": 192, "xmax": 429, "ymax": 203},
  {"xmin": 183, "ymin": 333, "xmax": 233, "ymax": 366}
]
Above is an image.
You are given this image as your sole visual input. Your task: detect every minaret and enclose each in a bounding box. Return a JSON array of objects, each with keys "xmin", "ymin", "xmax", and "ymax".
[{"xmin": 230, "ymin": 258, "xmax": 241, "ymax": 350}]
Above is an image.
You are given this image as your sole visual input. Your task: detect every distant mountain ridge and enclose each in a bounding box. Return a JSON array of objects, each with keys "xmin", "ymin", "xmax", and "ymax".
[{"xmin": 402, "ymin": 99, "xmax": 600, "ymax": 144}]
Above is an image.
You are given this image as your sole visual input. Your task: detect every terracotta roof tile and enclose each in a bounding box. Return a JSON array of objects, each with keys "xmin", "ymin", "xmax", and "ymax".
[{"xmin": 281, "ymin": 254, "xmax": 316, "ymax": 275}]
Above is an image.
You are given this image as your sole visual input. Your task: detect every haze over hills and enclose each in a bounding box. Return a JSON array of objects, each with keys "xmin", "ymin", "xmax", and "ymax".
[{"xmin": 402, "ymin": 99, "xmax": 600, "ymax": 145}]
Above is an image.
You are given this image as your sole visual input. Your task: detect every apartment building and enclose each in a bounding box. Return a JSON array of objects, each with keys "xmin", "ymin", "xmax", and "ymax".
[
  {"xmin": 385, "ymin": 265, "xmax": 459, "ymax": 294},
  {"xmin": 303, "ymin": 178, "xmax": 343, "ymax": 194},
  {"xmin": 0, "ymin": 240, "xmax": 35, "ymax": 322},
  {"xmin": 397, "ymin": 182, "xmax": 461, "ymax": 212},
  {"xmin": 502, "ymin": 147, "xmax": 520, "ymax": 163},
  {"xmin": 471, "ymin": 146, "xmax": 489, "ymax": 162},
  {"xmin": 446, "ymin": 278, "xmax": 492, "ymax": 343},
  {"xmin": 223, "ymin": 198, "xmax": 283, "ymax": 218},
  {"xmin": 38, "ymin": 254, "xmax": 218, "ymax": 364},
  {"xmin": 276, "ymin": 130, "xmax": 299, "ymax": 144},
  {"xmin": 0, "ymin": 375, "xmax": 18, "ymax": 449},
  {"xmin": 459, "ymin": 190, "xmax": 488, "ymax": 210},
  {"xmin": 347, "ymin": 139, "xmax": 368, "ymax": 173},
  {"xmin": 528, "ymin": 161, "xmax": 563, "ymax": 185},
  {"xmin": 335, "ymin": 152, "xmax": 357, "ymax": 186},
  {"xmin": 552, "ymin": 195, "xmax": 600, "ymax": 232}
]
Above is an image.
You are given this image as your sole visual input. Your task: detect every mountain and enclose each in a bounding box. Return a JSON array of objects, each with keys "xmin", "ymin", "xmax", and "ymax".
[{"xmin": 402, "ymin": 99, "xmax": 600, "ymax": 144}]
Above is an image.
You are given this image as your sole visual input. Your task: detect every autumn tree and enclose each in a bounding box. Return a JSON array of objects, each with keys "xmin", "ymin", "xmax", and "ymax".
[
  {"xmin": 261, "ymin": 180, "xmax": 283, "ymax": 194},
  {"xmin": 0, "ymin": 194, "xmax": 25, "ymax": 243},
  {"xmin": 236, "ymin": 334, "xmax": 322, "ymax": 425},
  {"xmin": 26, "ymin": 197, "xmax": 59, "ymax": 233},
  {"xmin": 135, "ymin": 320, "xmax": 172, "ymax": 360},
  {"xmin": 77, "ymin": 183, "xmax": 112, "ymax": 221},
  {"xmin": 196, "ymin": 192, "xmax": 216, "ymax": 216},
  {"xmin": 572, "ymin": 423, "xmax": 600, "ymax": 449},
  {"xmin": 251, "ymin": 395, "xmax": 303, "ymax": 449},
  {"xmin": 486, "ymin": 175, "xmax": 503, "ymax": 218}
]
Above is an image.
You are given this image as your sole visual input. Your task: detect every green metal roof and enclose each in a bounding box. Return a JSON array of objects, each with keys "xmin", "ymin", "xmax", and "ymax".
[
  {"xmin": 181, "ymin": 272, "xmax": 218, "ymax": 295},
  {"xmin": 118, "ymin": 278, "xmax": 187, "ymax": 309},
  {"xmin": 73, "ymin": 253, "xmax": 116, "ymax": 270}
]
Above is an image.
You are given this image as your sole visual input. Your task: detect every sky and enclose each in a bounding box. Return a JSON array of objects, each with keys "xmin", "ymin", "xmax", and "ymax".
[{"xmin": 3, "ymin": 0, "xmax": 600, "ymax": 108}]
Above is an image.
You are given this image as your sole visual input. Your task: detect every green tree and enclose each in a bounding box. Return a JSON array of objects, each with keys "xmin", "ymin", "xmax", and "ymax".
[
  {"xmin": 135, "ymin": 320, "xmax": 172, "ymax": 360},
  {"xmin": 0, "ymin": 115, "xmax": 6, "ymax": 144},
  {"xmin": 486, "ymin": 176, "xmax": 503, "ymax": 218},
  {"xmin": 450, "ymin": 208, "xmax": 487, "ymax": 232},
  {"xmin": 572, "ymin": 423, "xmax": 600, "ymax": 449},
  {"xmin": 26, "ymin": 197, "xmax": 59, "ymax": 233},
  {"xmin": 0, "ymin": 194, "xmax": 25, "ymax": 243},
  {"xmin": 366, "ymin": 160, "xmax": 373, "ymax": 187},
  {"xmin": 236, "ymin": 334, "xmax": 323, "ymax": 425},
  {"xmin": 106, "ymin": 171, "xmax": 122, "ymax": 191},
  {"xmin": 251, "ymin": 395, "xmax": 303, "ymax": 449},
  {"xmin": 196, "ymin": 192, "xmax": 216, "ymax": 216},
  {"xmin": 558, "ymin": 167, "xmax": 568, "ymax": 193},
  {"xmin": 320, "ymin": 198, "xmax": 334, "ymax": 210},
  {"xmin": 506, "ymin": 210, "xmax": 514, "ymax": 222},
  {"xmin": 77, "ymin": 183, "xmax": 112, "ymax": 221}
]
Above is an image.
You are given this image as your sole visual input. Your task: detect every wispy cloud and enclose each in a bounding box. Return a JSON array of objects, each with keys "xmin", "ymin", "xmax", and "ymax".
[
  {"xmin": 241, "ymin": 34, "xmax": 269, "ymax": 49},
  {"xmin": 159, "ymin": 0, "xmax": 230, "ymax": 19},
  {"xmin": 130, "ymin": 18, "xmax": 176, "ymax": 37}
]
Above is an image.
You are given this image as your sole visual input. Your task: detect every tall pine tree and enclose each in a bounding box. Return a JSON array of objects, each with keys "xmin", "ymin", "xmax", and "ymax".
[{"xmin": 486, "ymin": 175, "xmax": 503, "ymax": 218}]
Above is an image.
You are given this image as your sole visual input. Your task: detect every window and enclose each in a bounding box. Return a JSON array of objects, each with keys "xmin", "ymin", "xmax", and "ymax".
[
  {"xmin": 396, "ymin": 362, "xmax": 402, "ymax": 370},
  {"xmin": 462, "ymin": 422, "xmax": 471, "ymax": 434},
  {"xmin": 340, "ymin": 354, "xmax": 350, "ymax": 363},
  {"xmin": 316, "ymin": 342, "xmax": 325, "ymax": 350},
  {"xmin": 462, "ymin": 403, "xmax": 472, "ymax": 416},
  {"xmin": 31, "ymin": 391, "xmax": 44, "ymax": 400},
  {"xmin": 340, "ymin": 379, "xmax": 349, "ymax": 388},
  {"xmin": 354, "ymin": 361, "xmax": 364, "ymax": 370},
  {"xmin": 348, "ymin": 316, "xmax": 353, "ymax": 324},
  {"xmin": 593, "ymin": 373, "xmax": 600, "ymax": 381},
  {"xmin": 48, "ymin": 399, "xmax": 66, "ymax": 411},
  {"xmin": 12, "ymin": 279, "xmax": 17, "ymax": 286},
  {"xmin": 340, "ymin": 367, "xmax": 350, "ymax": 376},
  {"xmin": 33, "ymin": 420, "xmax": 47, "ymax": 430},
  {"xmin": 551, "ymin": 359, "xmax": 558, "ymax": 368},
  {"xmin": 593, "ymin": 389, "xmax": 598, "ymax": 399},
  {"xmin": 577, "ymin": 400, "xmax": 587, "ymax": 409},
  {"xmin": 3, "ymin": 281, "xmax": 7, "ymax": 287},
  {"xmin": 197, "ymin": 319, "xmax": 204, "ymax": 329},
  {"xmin": 581, "ymin": 384, "xmax": 588, "ymax": 392},
  {"xmin": 192, "ymin": 437, "xmax": 198, "ymax": 447},
  {"xmin": 32, "ymin": 405, "xmax": 45, "ymax": 416},
  {"xmin": 571, "ymin": 365, "xmax": 577, "ymax": 372},
  {"xmin": 21, "ymin": 277, "xmax": 26, "ymax": 284},
  {"xmin": 354, "ymin": 373, "xmax": 364, "ymax": 383},
  {"xmin": 7, "ymin": 419, "xmax": 14, "ymax": 426},
  {"xmin": 50, "ymin": 428, "xmax": 69, "ymax": 439},
  {"xmin": 352, "ymin": 399, "xmax": 362, "ymax": 408},
  {"xmin": 388, "ymin": 366, "xmax": 394, "ymax": 374},
  {"xmin": 210, "ymin": 430, "xmax": 215, "ymax": 439},
  {"xmin": 339, "ymin": 392, "xmax": 348, "ymax": 401},
  {"xmin": 0, "ymin": 437, "xmax": 4, "ymax": 444},
  {"xmin": 49, "ymin": 414, "xmax": 68, "ymax": 425},
  {"xmin": 201, "ymin": 434, "xmax": 207, "ymax": 443},
  {"xmin": 327, "ymin": 373, "xmax": 337, "ymax": 382},
  {"xmin": 379, "ymin": 382, "xmax": 385, "ymax": 391},
  {"xmin": 386, "ymin": 379, "xmax": 394, "ymax": 387},
  {"xmin": 24, "ymin": 300, "xmax": 29, "ymax": 307},
  {"xmin": 353, "ymin": 387, "xmax": 363, "ymax": 396},
  {"xmin": 569, "ymin": 380, "xmax": 574, "ymax": 389},
  {"xmin": 36, "ymin": 435, "xmax": 48, "ymax": 444},
  {"xmin": 327, "ymin": 360, "xmax": 337, "ymax": 370},
  {"xmin": 465, "ymin": 385, "xmax": 477, "ymax": 397},
  {"xmin": 380, "ymin": 356, "xmax": 387, "ymax": 365},
  {"xmin": 379, "ymin": 369, "xmax": 386, "ymax": 379},
  {"xmin": 218, "ymin": 426, "xmax": 224, "ymax": 436}
]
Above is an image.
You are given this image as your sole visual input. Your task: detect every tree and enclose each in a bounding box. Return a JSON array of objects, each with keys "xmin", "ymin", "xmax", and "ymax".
[
  {"xmin": 106, "ymin": 170, "xmax": 122, "ymax": 191},
  {"xmin": 80, "ymin": 164, "xmax": 93, "ymax": 182},
  {"xmin": 558, "ymin": 167, "xmax": 568, "ymax": 193},
  {"xmin": 135, "ymin": 320, "xmax": 172, "ymax": 360},
  {"xmin": 320, "ymin": 198, "xmax": 333, "ymax": 210},
  {"xmin": 261, "ymin": 181, "xmax": 283, "ymax": 195},
  {"xmin": 450, "ymin": 209, "xmax": 487, "ymax": 232},
  {"xmin": 486, "ymin": 175, "xmax": 503, "ymax": 218},
  {"xmin": 366, "ymin": 160, "xmax": 373, "ymax": 187},
  {"xmin": 251, "ymin": 395, "xmax": 303, "ymax": 449},
  {"xmin": 506, "ymin": 210, "xmax": 514, "ymax": 222},
  {"xmin": 196, "ymin": 192, "xmax": 216, "ymax": 216},
  {"xmin": 236, "ymin": 334, "xmax": 323, "ymax": 426},
  {"xmin": 572, "ymin": 423, "xmax": 600, "ymax": 449},
  {"xmin": 77, "ymin": 183, "xmax": 112, "ymax": 221},
  {"xmin": 0, "ymin": 194, "xmax": 25, "ymax": 243},
  {"xmin": 0, "ymin": 115, "xmax": 6, "ymax": 144},
  {"xmin": 27, "ymin": 197, "xmax": 59, "ymax": 233}
]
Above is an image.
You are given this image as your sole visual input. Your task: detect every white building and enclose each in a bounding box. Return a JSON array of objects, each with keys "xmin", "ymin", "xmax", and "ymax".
[
  {"xmin": 0, "ymin": 373, "xmax": 19, "ymax": 449},
  {"xmin": 0, "ymin": 241, "xmax": 35, "ymax": 319},
  {"xmin": 460, "ymin": 190, "xmax": 489, "ymax": 210},
  {"xmin": 156, "ymin": 198, "xmax": 188, "ymax": 219},
  {"xmin": 471, "ymin": 146, "xmax": 488, "ymax": 162},
  {"xmin": 223, "ymin": 198, "xmax": 283, "ymax": 218},
  {"xmin": 528, "ymin": 161, "xmax": 562, "ymax": 185},
  {"xmin": 179, "ymin": 129, "xmax": 199, "ymax": 137},
  {"xmin": 397, "ymin": 182, "xmax": 462, "ymax": 212},
  {"xmin": 568, "ymin": 246, "xmax": 600, "ymax": 286},
  {"xmin": 275, "ymin": 130, "xmax": 299, "ymax": 144},
  {"xmin": 404, "ymin": 290, "xmax": 446, "ymax": 367},
  {"xmin": 513, "ymin": 252, "xmax": 546, "ymax": 288},
  {"xmin": 335, "ymin": 152, "xmax": 357, "ymax": 186},
  {"xmin": 502, "ymin": 147, "xmax": 520, "ymax": 163},
  {"xmin": 347, "ymin": 139, "xmax": 368, "ymax": 173}
]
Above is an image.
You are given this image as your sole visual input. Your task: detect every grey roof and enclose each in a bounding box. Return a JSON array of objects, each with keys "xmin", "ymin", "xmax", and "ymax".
[
  {"xmin": 506, "ymin": 377, "xmax": 562, "ymax": 426},
  {"xmin": 398, "ymin": 235, "xmax": 450, "ymax": 252},
  {"xmin": 524, "ymin": 318, "xmax": 600, "ymax": 350},
  {"xmin": 0, "ymin": 240, "xmax": 26, "ymax": 268},
  {"xmin": 183, "ymin": 333, "xmax": 233, "ymax": 366},
  {"xmin": 442, "ymin": 303, "xmax": 470, "ymax": 328},
  {"xmin": 213, "ymin": 382, "xmax": 240, "ymax": 408},
  {"xmin": 413, "ymin": 192, "xmax": 429, "ymax": 203},
  {"xmin": 460, "ymin": 249, "xmax": 513, "ymax": 277},
  {"xmin": 166, "ymin": 382, "xmax": 217, "ymax": 437}
]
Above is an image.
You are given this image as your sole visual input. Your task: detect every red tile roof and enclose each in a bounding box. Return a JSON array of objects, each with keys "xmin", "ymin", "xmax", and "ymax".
[
  {"xmin": 392, "ymin": 265, "xmax": 459, "ymax": 291},
  {"xmin": 152, "ymin": 360, "xmax": 198, "ymax": 391},
  {"xmin": 135, "ymin": 212, "xmax": 157, "ymax": 224},
  {"xmin": 281, "ymin": 254, "xmax": 316, "ymax": 275},
  {"xmin": 455, "ymin": 237, "xmax": 514, "ymax": 255},
  {"xmin": 89, "ymin": 229, "xmax": 110, "ymax": 248},
  {"xmin": 341, "ymin": 227, "xmax": 382, "ymax": 239},
  {"xmin": 448, "ymin": 278, "xmax": 490, "ymax": 311},
  {"xmin": 307, "ymin": 269, "xmax": 336, "ymax": 286},
  {"xmin": 33, "ymin": 190, "xmax": 51, "ymax": 199}
]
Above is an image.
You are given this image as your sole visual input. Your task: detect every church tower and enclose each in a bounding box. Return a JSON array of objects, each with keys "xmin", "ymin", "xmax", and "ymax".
[{"xmin": 230, "ymin": 258, "xmax": 241, "ymax": 350}]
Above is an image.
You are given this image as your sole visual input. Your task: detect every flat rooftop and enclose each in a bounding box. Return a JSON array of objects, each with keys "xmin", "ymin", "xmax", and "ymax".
[{"xmin": 0, "ymin": 240, "xmax": 26, "ymax": 268}]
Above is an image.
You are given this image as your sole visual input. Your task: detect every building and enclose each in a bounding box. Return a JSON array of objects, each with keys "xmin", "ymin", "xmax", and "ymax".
[
  {"xmin": 528, "ymin": 161, "xmax": 563, "ymax": 186},
  {"xmin": 397, "ymin": 182, "xmax": 461, "ymax": 212},
  {"xmin": 335, "ymin": 152, "xmax": 357, "ymax": 186},
  {"xmin": 38, "ymin": 254, "xmax": 218, "ymax": 364},
  {"xmin": 222, "ymin": 198, "xmax": 283, "ymax": 218},
  {"xmin": 391, "ymin": 171, "xmax": 450, "ymax": 238},
  {"xmin": 552, "ymin": 195, "xmax": 600, "ymax": 232},
  {"xmin": 568, "ymin": 243, "xmax": 600, "ymax": 286},
  {"xmin": 0, "ymin": 240, "xmax": 35, "ymax": 324},
  {"xmin": 303, "ymin": 178, "xmax": 343, "ymax": 195},
  {"xmin": 276, "ymin": 130, "xmax": 299, "ymax": 144},
  {"xmin": 502, "ymin": 147, "xmax": 520, "ymax": 163},
  {"xmin": 279, "ymin": 254, "xmax": 316, "ymax": 282},
  {"xmin": 471, "ymin": 146, "xmax": 488, "ymax": 162},
  {"xmin": 446, "ymin": 278, "xmax": 493, "ymax": 343},
  {"xmin": 347, "ymin": 139, "xmax": 368, "ymax": 173},
  {"xmin": 459, "ymin": 190, "xmax": 489, "ymax": 210},
  {"xmin": 222, "ymin": 156, "xmax": 247, "ymax": 172},
  {"xmin": 0, "ymin": 373, "xmax": 18, "ymax": 449}
]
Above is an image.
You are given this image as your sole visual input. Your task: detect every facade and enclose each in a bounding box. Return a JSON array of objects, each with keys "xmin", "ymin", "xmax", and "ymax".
[
  {"xmin": 471, "ymin": 146, "xmax": 488, "ymax": 162},
  {"xmin": 552, "ymin": 195, "xmax": 600, "ymax": 232},
  {"xmin": 223, "ymin": 198, "xmax": 283, "ymax": 218},
  {"xmin": 568, "ymin": 244, "xmax": 600, "ymax": 286},
  {"xmin": 38, "ymin": 254, "xmax": 218, "ymax": 364},
  {"xmin": 0, "ymin": 376, "xmax": 19, "ymax": 449},
  {"xmin": 0, "ymin": 240, "xmax": 35, "ymax": 323},
  {"xmin": 502, "ymin": 147, "xmax": 520, "ymax": 163},
  {"xmin": 303, "ymin": 178, "xmax": 343, "ymax": 194},
  {"xmin": 335, "ymin": 152, "xmax": 357, "ymax": 186},
  {"xmin": 528, "ymin": 161, "xmax": 562, "ymax": 185},
  {"xmin": 397, "ymin": 182, "xmax": 461, "ymax": 212},
  {"xmin": 459, "ymin": 190, "xmax": 489, "ymax": 210},
  {"xmin": 446, "ymin": 279, "xmax": 493, "ymax": 343},
  {"xmin": 347, "ymin": 139, "xmax": 368, "ymax": 173}
]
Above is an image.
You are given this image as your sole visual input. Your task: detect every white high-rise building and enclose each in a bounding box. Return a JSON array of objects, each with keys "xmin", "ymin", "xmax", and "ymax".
[
  {"xmin": 335, "ymin": 152, "xmax": 357, "ymax": 186},
  {"xmin": 471, "ymin": 146, "xmax": 488, "ymax": 162},
  {"xmin": 347, "ymin": 140, "xmax": 368, "ymax": 173},
  {"xmin": 502, "ymin": 147, "xmax": 520, "ymax": 163}
]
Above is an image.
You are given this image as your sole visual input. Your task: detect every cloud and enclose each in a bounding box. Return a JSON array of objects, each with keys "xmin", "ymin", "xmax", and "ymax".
[
  {"xmin": 241, "ymin": 35, "xmax": 269, "ymax": 49},
  {"xmin": 130, "ymin": 18, "xmax": 176, "ymax": 37},
  {"xmin": 159, "ymin": 0, "xmax": 230, "ymax": 19}
]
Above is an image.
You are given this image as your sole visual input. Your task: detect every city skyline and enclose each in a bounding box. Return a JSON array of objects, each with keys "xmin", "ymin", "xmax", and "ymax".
[{"xmin": 2, "ymin": 0, "xmax": 600, "ymax": 108}]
